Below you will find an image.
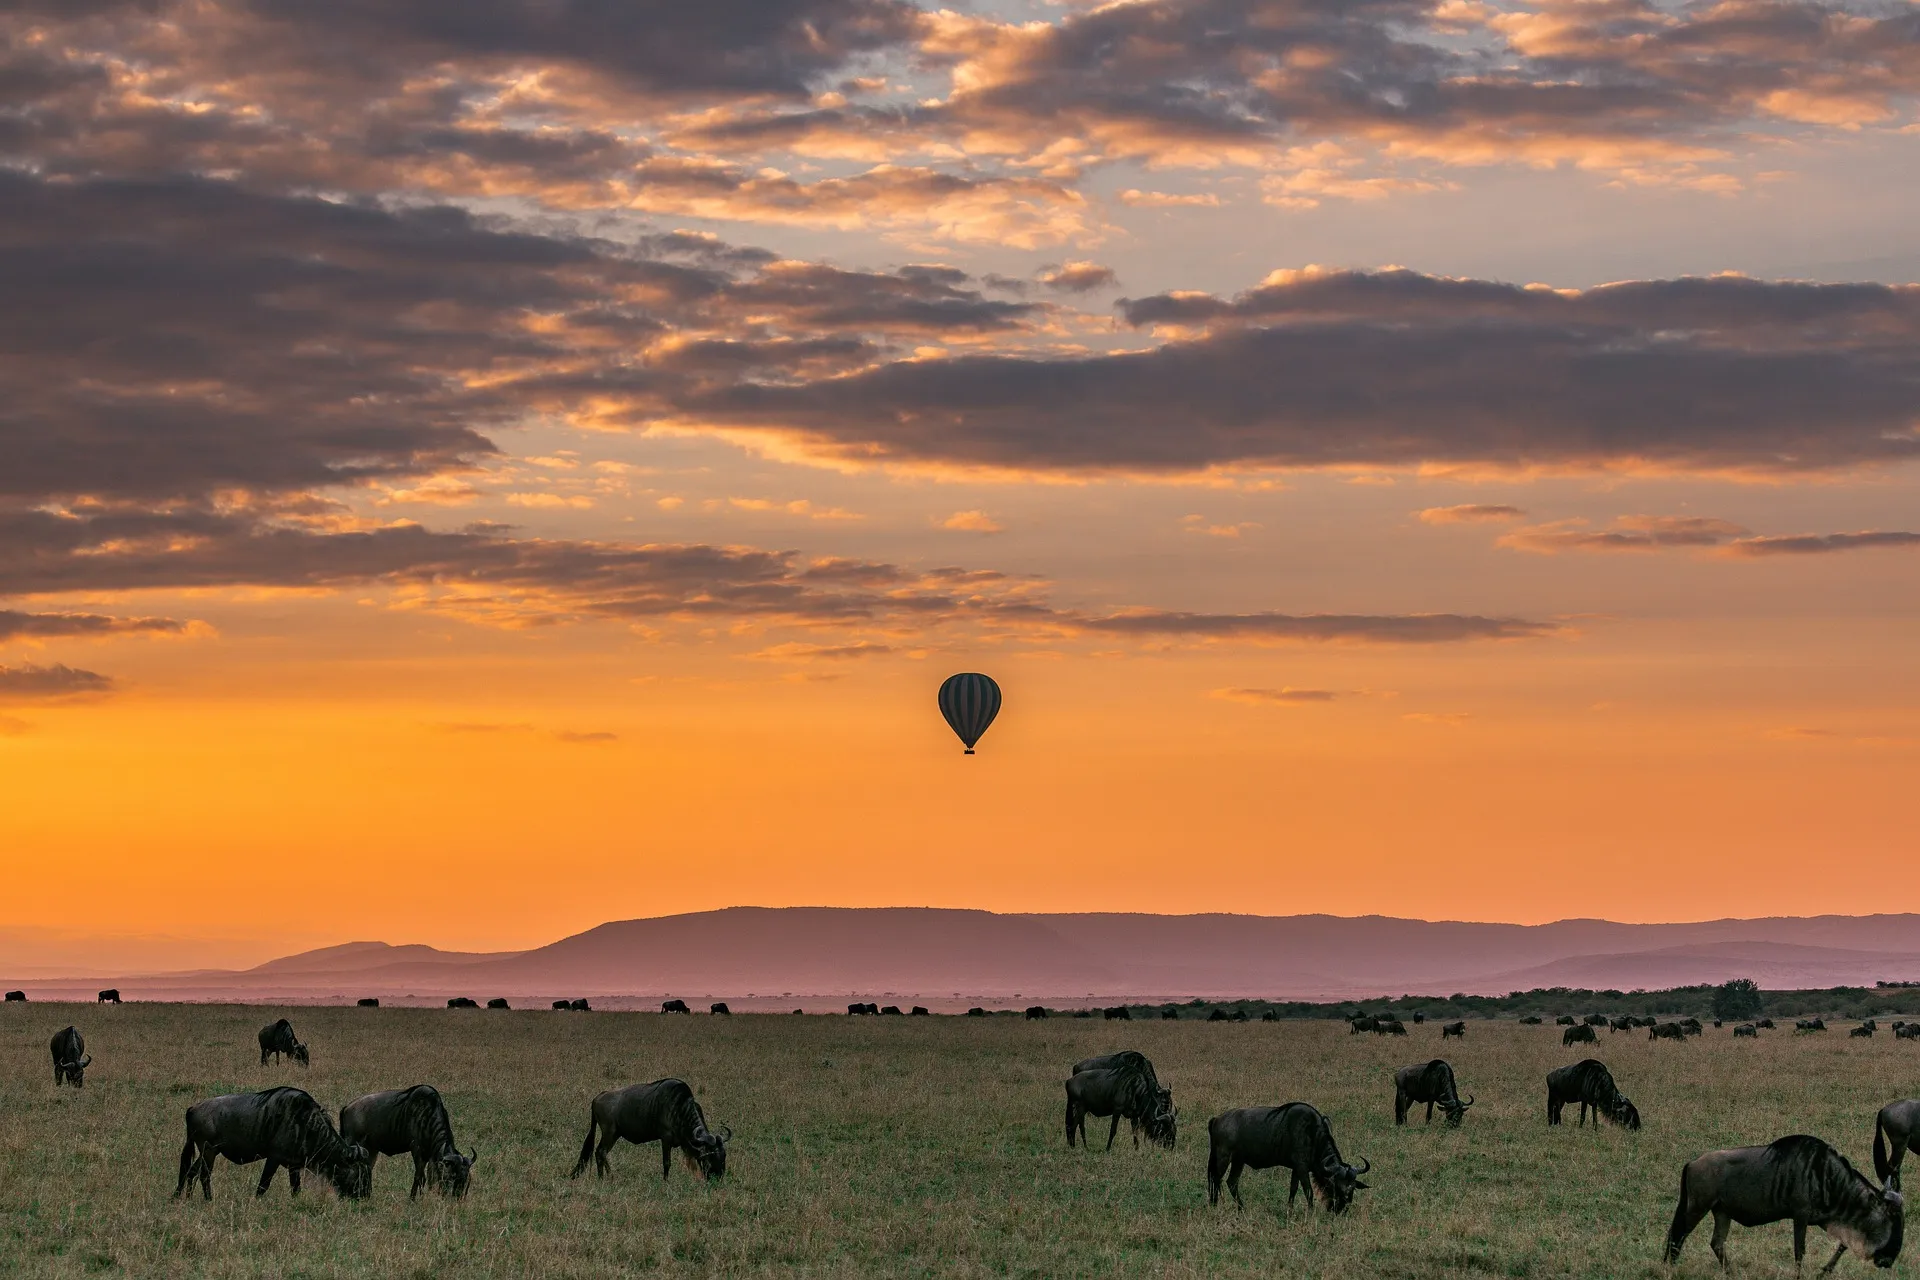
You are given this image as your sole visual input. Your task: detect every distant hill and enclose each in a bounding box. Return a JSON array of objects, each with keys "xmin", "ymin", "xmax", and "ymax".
[{"xmin": 10, "ymin": 908, "xmax": 1920, "ymax": 1004}]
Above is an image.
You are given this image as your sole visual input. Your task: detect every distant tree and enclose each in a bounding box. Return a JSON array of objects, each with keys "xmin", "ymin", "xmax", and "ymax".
[{"xmin": 1712, "ymin": 978, "xmax": 1764, "ymax": 1021}]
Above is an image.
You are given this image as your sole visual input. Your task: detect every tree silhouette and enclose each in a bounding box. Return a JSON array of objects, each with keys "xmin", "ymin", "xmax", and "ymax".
[{"xmin": 1712, "ymin": 977, "xmax": 1764, "ymax": 1021}]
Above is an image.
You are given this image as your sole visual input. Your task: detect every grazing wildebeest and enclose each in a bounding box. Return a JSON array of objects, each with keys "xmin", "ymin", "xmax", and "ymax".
[
  {"xmin": 1564, "ymin": 1023, "xmax": 1598, "ymax": 1046},
  {"xmin": 879, "ymin": 1005, "xmax": 902, "ymax": 1016},
  {"xmin": 1898, "ymin": 1026, "xmax": 1920, "ymax": 1041},
  {"xmin": 1759, "ymin": 1019, "xmax": 1776, "ymax": 1029},
  {"xmin": 51, "ymin": 1026, "xmax": 90, "ymax": 1087},
  {"xmin": 1065, "ymin": 1063, "xmax": 1176, "ymax": 1151},
  {"xmin": 447, "ymin": 997, "xmax": 478, "ymax": 1009},
  {"xmin": 792, "ymin": 1008, "xmax": 803, "ymax": 1015},
  {"xmin": 1441, "ymin": 1021, "xmax": 1466, "ymax": 1040},
  {"xmin": 5, "ymin": 990, "xmax": 25, "ymax": 1002},
  {"xmin": 1665, "ymin": 1135, "xmax": 1903, "ymax": 1271},
  {"xmin": 1206, "ymin": 1104, "xmax": 1370, "ymax": 1214},
  {"xmin": 1874, "ymin": 1101, "xmax": 1920, "ymax": 1189},
  {"xmin": 257, "ymin": 1019, "xmax": 309, "ymax": 1067},
  {"xmin": 1611, "ymin": 1016, "xmax": 1634, "ymax": 1033},
  {"xmin": 1349, "ymin": 1016, "xmax": 1376, "ymax": 1035},
  {"xmin": 97, "ymin": 989, "xmax": 120, "ymax": 1004},
  {"xmin": 486, "ymin": 998, "xmax": 509, "ymax": 1009},
  {"xmin": 1585, "ymin": 1013, "xmax": 1609, "ymax": 1026},
  {"xmin": 552, "ymin": 1000, "xmax": 571, "ymax": 1010},
  {"xmin": 339, "ymin": 1085, "xmax": 476, "ymax": 1199},
  {"xmin": 1104, "ymin": 1006, "xmax": 1131, "ymax": 1020},
  {"xmin": 1210, "ymin": 1010, "xmax": 1230, "ymax": 1022},
  {"xmin": 1556, "ymin": 1015, "xmax": 1576, "ymax": 1026},
  {"xmin": 1546, "ymin": 1059, "xmax": 1640, "ymax": 1130},
  {"xmin": 1521, "ymin": 1016, "xmax": 1543, "ymax": 1025},
  {"xmin": 1734, "ymin": 1023, "xmax": 1759, "ymax": 1037},
  {"xmin": 1382, "ymin": 1018, "xmax": 1405, "ymax": 1035},
  {"xmin": 1799, "ymin": 1018, "xmax": 1829, "ymax": 1033},
  {"xmin": 1678, "ymin": 1018, "xmax": 1703, "ymax": 1037},
  {"xmin": 569, "ymin": 998, "xmax": 591, "ymax": 1012},
  {"xmin": 966, "ymin": 1007, "xmax": 986, "ymax": 1017},
  {"xmin": 1650, "ymin": 1022, "xmax": 1687, "ymax": 1042},
  {"xmin": 1026, "ymin": 1006, "xmax": 1048, "ymax": 1020},
  {"xmin": 175, "ymin": 1087, "xmax": 371, "ymax": 1201},
  {"xmin": 570, "ymin": 1079, "xmax": 730, "ymax": 1182},
  {"xmin": 356, "ymin": 998, "xmax": 379, "ymax": 1008},
  {"xmin": 1394, "ymin": 1060, "xmax": 1474, "ymax": 1126},
  {"xmin": 1853, "ymin": 1025, "xmax": 1876, "ymax": 1038},
  {"xmin": 663, "ymin": 999, "xmax": 691, "ymax": 1014},
  {"xmin": 710, "ymin": 1002, "xmax": 731, "ymax": 1016},
  {"xmin": 910, "ymin": 1006, "xmax": 929, "ymax": 1016},
  {"xmin": 1864, "ymin": 1020, "xmax": 1879, "ymax": 1032}
]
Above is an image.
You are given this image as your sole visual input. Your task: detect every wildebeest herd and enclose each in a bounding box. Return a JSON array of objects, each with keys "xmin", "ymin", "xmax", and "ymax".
[{"xmin": 18, "ymin": 1002, "xmax": 1917, "ymax": 1270}]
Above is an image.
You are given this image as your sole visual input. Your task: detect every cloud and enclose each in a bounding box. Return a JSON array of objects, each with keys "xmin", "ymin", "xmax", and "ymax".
[
  {"xmin": 1725, "ymin": 531, "xmax": 1920, "ymax": 557},
  {"xmin": 1037, "ymin": 261, "xmax": 1118, "ymax": 293},
  {"xmin": 748, "ymin": 641, "xmax": 896, "ymax": 662},
  {"xmin": 1499, "ymin": 516, "xmax": 1752, "ymax": 554},
  {"xmin": 0, "ymin": 611, "xmax": 187, "ymax": 641},
  {"xmin": 939, "ymin": 510, "xmax": 1005, "ymax": 533},
  {"xmin": 1076, "ymin": 610, "xmax": 1558, "ymax": 644},
  {"xmin": 1212, "ymin": 687, "xmax": 1342, "ymax": 705},
  {"xmin": 1117, "ymin": 190, "xmax": 1220, "ymax": 208},
  {"xmin": 1418, "ymin": 504, "xmax": 1527, "ymax": 524},
  {"xmin": 0, "ymin": 664, "xmax": 115, "ymax": 699},
  {"xmin": 553, "ymin": 730, "xmax": 619, "ymax": 744}
]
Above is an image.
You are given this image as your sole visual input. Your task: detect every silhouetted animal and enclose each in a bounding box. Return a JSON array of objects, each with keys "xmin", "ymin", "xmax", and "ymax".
[
  {"xmin": 1650, "ymin": 1023, "xmax": 1687, "ymax": 1042},
  {"xmin": 552, "ymin": 1000, "xmax": 570, "ymax": 1010},
  {"xmin": 1395, "ymin": 1060, "xmax": 1474, "ymax": 1126},
  {"xmin": 1898, "ymin": 1026, "xmax": 1920, "ymax": 1041},
  {"xmin": 446, "ymin": 997, "xmax": 478, "ymax": 1009},
  {"xmin": 966, "ymin": 1007, "xmax": 986, "ymax": 1017},
  {"xmin": 569, "ymin": 999, "xmax": 591, "ymax": 1012},
  {"xmin": 1873, "ymin": 1100, "xmax": 1920, "ymax": 1189},
  {"xmin": 487, "ymin": 998, "xmax": 509, "ymax": 1010},
  {"xmin": 909, "ymin": 1005, "xmax": 929, "ymax": 1016},
  {"xmin": 880, "ymin": 1005, "xmax": 902, "ymax": 1016},
  {"xmin": 356, "ymin": 998, "xmax": 379, "ymax": 1008},
  {"xmin": 1066, "ymin": 1065, "xmax": 1176, "ymax": 1151},
  {"xmin": 1611, "ymin": 1017, "xmax": 1634, "ymax": 1033},
  {"xmin": 1521, "ymin": 1016, "xmax": 1542, "ymax": 1025},
  {"xmin": 339, "ymin": 1085, "xmax": 475, "ymax": 1199},
  {"xmin": 1382, "ymin": 1018, "xmax": 1405, "ymax": 1035},
  {"xmin": 1026, "ymin": 1006, "xmax": 1048, "ymax": 1020},
  {"xmin": 5, "ymin": 990, "xmax": 25, "ymax": 1002},
  {"xmin": 1563, "ymin": 1024, "xmax": 1597, "ymax": 1046},
  {"xmin": 1585, "ymin": 1014, "xmax": 1609, "ymax": 1026},
  {"xmin": 51, "ymin": 1025, "xmax": 89, "ymax": 1087},
  {"xmin": 1758, "ymin": 1019, "xmax": 1776, "ymax": 1029},
  {"xmin": 570, "ymin": 1079, "xmax": 729, "ymax": 1182},
  {"xmin": 1798, "ymin": 1018, "xmax": 1828, "ymax": 1033},
  {"xmin": 1734, "ymin": 1023, "xmax": 1758, "ymax": 1037},
  {"xmin": 1349, "ymin": 1016, "xmax": 1376, "ymax": 1034},
  {"xmin": 1411, "ymin": 1012, "xmax": 1426, "ymax": 1024},
  {"xmin": 1556, "ymin": 1015, "xmax": 1576, "ymax": 1026},
  {"xmin": 174, "ymin": 1087, "xmax": 371, "ymax": 1201},
  {"xmin": 1262, "ymin": 1010, "xmax": 1279, "ymax": 1022},
  {"xmin": 663, "ymin": 1000, "xmax": 691, "ymax": 1014},
  {"xmin": 1104, "ymin": 1006, "xmax": 1131, "ymax": 1020},
  {"xmin": 1854, "ymin": 1025, "xmax": 1877, "ymax": 1039},
  {"xmin": 257, "ymin": 1019, "xmax": 309, "ymax": 1067},
  {"xmin": 1441, "ymin": 1021, "xmax": 1466, "ymax": 1039},
  {"xmin": 97, "ymin": 989, "xmax": 120, "ymax": 1004},
  {"xmin": 1161, "ymin": 1008, "xmax": 1179, "ymax": 1020},
  {"xmin": 1206, "ymin": 1104, "xmax": 1370, "ymax": 1213},
  {"xmin": 1665, "ymin": 1135, "xmax": 1903, "ymax": 1271},
  {"xmin": 710, "ymin": 1003, "xmax": 731, "ymax": 1016},
  {"xmin": 1546, "ymin": 1059, "xmax": 1640, "ymax": 1130}
]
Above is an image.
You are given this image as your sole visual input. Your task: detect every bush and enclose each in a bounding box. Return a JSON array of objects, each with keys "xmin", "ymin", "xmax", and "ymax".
[{"xmin": 1712, "ymin": 978, "xmax": 1764, "ymax": 1022}]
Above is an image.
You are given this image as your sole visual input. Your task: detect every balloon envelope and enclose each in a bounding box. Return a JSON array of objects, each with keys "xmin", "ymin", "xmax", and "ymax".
[{"xmin": 938, "ymin": 673, "xmax": 1001, "ymax": 754}]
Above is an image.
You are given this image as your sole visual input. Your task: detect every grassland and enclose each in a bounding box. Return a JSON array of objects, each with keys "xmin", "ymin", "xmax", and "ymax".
[{"xmin": 3, "ymin": 1004, "xmax": 1916, "ymax": 1278}]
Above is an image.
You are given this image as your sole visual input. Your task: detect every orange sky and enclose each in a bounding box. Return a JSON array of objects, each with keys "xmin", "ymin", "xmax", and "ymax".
[{"xmin": 3, "ymin": 0, "xmax": 1920, "ymax": 965}]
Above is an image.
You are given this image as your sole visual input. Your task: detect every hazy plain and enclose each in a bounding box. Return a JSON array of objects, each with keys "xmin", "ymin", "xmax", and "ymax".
[{"xmin": 3, "ymin": 1004, "xmax": 1915, "ymax": 1277}]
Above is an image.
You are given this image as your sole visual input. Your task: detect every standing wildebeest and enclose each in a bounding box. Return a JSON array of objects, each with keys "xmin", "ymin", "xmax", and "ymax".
[
  {"xmin": 1665, "ymin": 1135, "xmax": 1903, "ymax": 1271},
  {"xmin": 1206, "ymin": 1104, "xmax": 1370, "ymax": 1213},
  {"xmin": 1556, "ymin": 1015, "xmax": 1576, "ymax": 1026},
  {"xmin": 1611, "ymin": 1016, "xmax": 1634, "ymax": 1033},
  {"xmin": 570, "ymin": 1079, "xmax": 730, "ymax": 1181},
  {"xmin": 1853, "ymin": 1025, "xmax": 1877, "ymax": 1039},
  {"xmin": 1585, "ymin": 1013, "xmax": 1609, "ymax": 1026},
  {"xmin": 1441, "ymin": 1021, "xmax": 1466, "ymax": 1040},
  {"xmin": 1899, "ymin": 1026, "xmax": 1920, "ymax": 1042},
  {"xmin": 1394, "ymin": 1060, "xmax": 1474, "ymax": 1126},
  {"xmin": 1349, "ymin": 1016, "xmax": 1376, "ymax": 1035},
  {"xmin": 966, "ymin": 1007, "xmax": 987, "ymax": 1017},
  {"xmin": 1874, "ymin": 1101, "xmax": 1920, "ymax": 1189},
  {"xmin": 910, "ymin": 1005, "xmax": 930, "ymax": 1016},
  {"xmin": 1026, "ymin": 1006, "xmax": 1048, "ymax": 1020},
  {"xmin": 1104, "ymin": 1006, "xmax": 1131, "ymax": 1020},
  {"xmin": 552, "ymin": 1000, "xmax": 571, "ymax": 1010},
  {"xmin": 1412, "ymin": 1011, "xmax": 1426, "ymax": 1024},
  {"xmin": 1759, "ymin": 1018, "xmax": 1776, "ymax": 1029},
  {"xmin": 1067, "ymin": 1052, "xmax": 1176, "ymax": 1151},
  {"xmin": 663, "ymin": 999, "xmax": 691, "ymax": 1014},
  {"xmin": 710, "ymin": 1002, "xmax": 731, "ymax": 1015},
  {"xmin": 1734, "ymin": 1023, "xmax": 1759, "ymax": 1037},
  {"xmin": 447, "ymin": 997, "xmax": 478, "ymax": 1009},
  {"xmin": 356, "ymin": 998, "xmax": 379, "ymax": 1008},
  {"xmin": 51, "ymin": 1026, "xmax": 90, "ymax": 1087},
  {"xmin": 1546, "ymin": 1059, "xmax": 1640, "ymax": 1130},
  {"xmin": 1650, "ymin": 1022, "xmax": 1687, "ymax": 1042},
  {"xmin": 1521, "ymin": 1016, "xmax": 1543, "ymax": 1025},
  {"xmin": 1564, "ymin": 1023, "xmax": 1598, "ymax": 1047},
  {"xmin": 486, "ymin": 998, "xmax": 509, "ymax": 1010},
  {"xmin": 569, "ymin": 998, "xmax": 591, "ymax": 1011},
  {"xmin": 97, "ymin": 989, "xmax": 120, "ymax": 1004},
  {"xmin": 339, "ymin": 1085, "xmax": 476, "ymax": 1199},
  {"xmin": 1799, "ymin": 1018, "xmax": 1829, "ymax": 1032},
  {"xmin": 257, "ymin": 1019, "xmax": 309, "ymax": 1067},
  {"xmin": 5, "ymin": 990, "xmax": 25, "ymax": 1002},
  {"xmin": 175, "ymin": 1087, "xmax": 370, "ymax": 1201}
]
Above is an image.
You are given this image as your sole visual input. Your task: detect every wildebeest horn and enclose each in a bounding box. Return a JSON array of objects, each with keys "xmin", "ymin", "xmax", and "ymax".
[
  {"xmin": 717, "ymin": 1126, "xmax": 733, "ymax": 1142},
  {"xmin": 1461, "ymin": 1094, "xmax": 1475, "ymax": 1108},
  {"xmin": 79, "ymin": 1055, "xmax": 92, "ymax": 1067},
  {"xmin": 1353, "ymin": 1157, "xmax": 1370, "ymax": 1176},
  {"xmin": 468, "ymin": 1146, "xmax": 478, "ymax": 1165}
]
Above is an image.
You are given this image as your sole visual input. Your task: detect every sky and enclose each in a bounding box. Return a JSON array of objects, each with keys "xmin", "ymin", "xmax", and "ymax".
[{"xmin": 3, "ymin": 0, "xmax": 1919, "ymax": 966}]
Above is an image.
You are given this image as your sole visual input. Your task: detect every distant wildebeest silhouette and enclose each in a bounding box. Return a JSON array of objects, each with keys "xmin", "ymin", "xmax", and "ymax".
[
  {"xmin": 1797, "ymin": 1018, "xmax": 1828, "ymax": 1033},
  {"xmin": 97, "ymin": 989, "xmax": 120, "ymax": 1004},
  {"xmin": 356, "ymin": 998, "xmax": 379, "ymax": 1008},
  {"xmin": 1853, "ymin": 1025, "xmax": 1877, "ymax": 1039},
  {"xmin": 570, "ymin": 1079, "xmax": 730, "ymax": 1182},
  {"xmin": 1664, "ymin": 1135, "xmax": 1903, "ymax": 1271},
  {"xmin": 567, "ymin": 998, "xmax": 589, "ymax": 1011},
  {"xmin": 552, "ymin": 1000, "xmax": 571, "ymax": 1010},
  {"xmin": 1563, "ymin": 1024, "xmax": 1597, "ymax": 1046},
  {"xmin": 1734, "ymin": 1023, "xmax": 1758, "ymax": 1037},
  {"xmin": 51, "ymin": 1026, "xmax": 90, "ymax": 1087},
  {"xmin": 1546, "ymin": 1059, "xmax": 1639, "ymax": 1130},
  {"xmin": 879, "ymin": 1005, "xmax": 902, "ymax": 1016},
  {"xmin": 5, "ymin": 990, "xmax": 25, "ymax": 1002},
  {"xmin": 1556, "ymin": 1015, "xmax": 1576, "ymax": 1026},
  {"xmin": 663, "ymin": 999, "xmax": 691, "ymax": 1014},
  {"xmin": 966, "ymin": 1007, "xmax": 986, "ymax": 1017},
  {"xmin": 1411, "ymin": 1011, "xmax": 1425, "ymax": 1024},
  {"xmin": 710, "ymin": 1002, "xmax": 730, "ymax": 1015},
  {"xmin": 910, "ymin": 1006, "xmax": 929, "ymax": 1016},
  {"xmin": 258, "ymin": 1019, "xmax": 309, "ymax": 1067},
  {"xmin": 446, "ymin": 997, "xmax": 478, "ymax": 1009},
  {"xmin": 1206, "ymin": 1104, "xmax": 1370, "ymax": 1214},
  {"xmin": 486, "ymin": 998, "xmax": 510, "ymax": 1010},
  {"xmin": 1521, "ymin": 1016, "xmax": 1542, "ymax": 1025},
  {"xmin": 1584, "ymin": 1014, "xmax": 1609, "ymax": 1027},
  {"xmin": 1104, "ymin": 1006, "xmax": 1131, "ymax": 1020},
  {"xmin": 1441, "ymin": 1021, "xmax": 1466, "ymax": 1040},
  {"xmin": 1026, "ymin": 1006, "xmax": 1048, "ymax": 1020},
  {"xmin": 1758, "ymin": 1018, "xmax": 1776, "ymax": 1029}
]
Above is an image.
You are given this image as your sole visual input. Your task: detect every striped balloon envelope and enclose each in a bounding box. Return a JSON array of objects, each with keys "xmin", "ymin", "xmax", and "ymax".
[{"xmin": 937, "ymin": 673, "xmax": 1001, "ymax": 755}]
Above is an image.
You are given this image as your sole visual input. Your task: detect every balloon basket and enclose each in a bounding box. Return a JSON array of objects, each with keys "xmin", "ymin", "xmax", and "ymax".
[{"xmin": 963, "ymin": 749, "xmax": 974, "ymax": 755}]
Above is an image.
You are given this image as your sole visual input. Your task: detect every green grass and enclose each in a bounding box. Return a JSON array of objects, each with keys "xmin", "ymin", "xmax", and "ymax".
[{"xmin": 2, "ymin": 1005, "xmax": 1914, "ymax": 1277}]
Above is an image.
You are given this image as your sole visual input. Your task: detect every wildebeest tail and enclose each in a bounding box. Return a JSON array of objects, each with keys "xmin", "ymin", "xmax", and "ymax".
[
  {"xmin": 173, "ymin": 1129, "xmax": 198, "ymax": 1197},
  {"xmin": 570, "ymin": 1115, "xmax": 597, "ymax": 1179},
  {"xmin": 1663, "ymin": 1164, "xmax": 1690, "ymax": 1262},
  {"xmin": 1064, "ymin": 1093, "xmax": 1076, "ymax": 1147},
  {"xmin": 1875, "ymin": 1113, "xmax": 1894, "ymax": 1184}
]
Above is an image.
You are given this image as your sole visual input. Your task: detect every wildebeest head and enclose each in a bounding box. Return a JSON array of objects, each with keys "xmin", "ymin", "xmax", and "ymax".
[
  {"xmin": 1442, "ymin": 1090, "xmax": 1475, "ymax": 1127},
  {"xmin": 1610, "ymin": 1094, "xmax": 1642, "ymax": 1131},
  {"xmin": 1838, "ymin": 1182, "xmax": 1905, "ymax": 1268},
  {"xmin": 1315, "ymin": 1155, "xmax": 1371, "ymax": 1214},
  {"xmin": 66, "ymin": 1053, "xmax": 92, "ymax": 1087},
  {"xmin": 430, "ymin": 1146, "xmax": 477, "ymax": 1198},
  {"xmin": 292, "ymin": 1041, "xmax": 310, "ymax": 1067},
  {"xmin": 326, "ymin": 1141, "xmax": 374, "ymax": 1199},
  {"xmin": 1143, "ymin": 1088, "xmax": 1178, "ymax": 1149},
  {"xmin": 686, "ymin": 1125, "xmax": 730, "ymax": 1179}
]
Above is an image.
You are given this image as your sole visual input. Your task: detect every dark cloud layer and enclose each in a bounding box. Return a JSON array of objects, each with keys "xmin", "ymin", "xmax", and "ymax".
[
  {"xmin": 0, "ymin": 610, "xmax": 186, "ymax": 641},
  {"xmin": 0, "ymin": 664, "xmax": 115, "ymax": 698}
]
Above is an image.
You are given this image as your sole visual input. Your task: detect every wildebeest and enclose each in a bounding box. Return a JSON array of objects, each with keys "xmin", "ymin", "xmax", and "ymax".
[
  {"xmin": 1161, "ymin": 1008, "xmax": 1179, "ymax": 1020},
  {"xmin": 97, "ymin": 988, "xmax": 120, "ymax": 1004},
  {"xmin": 1349, "ymin": 1015, "xmax": 1376, "ymax": 1035},
  {"xmin": 1104, "ymin": 1006, "xmax": 1131, "ymax": 1020},
  {"xmin": 257, "ymin": 1018, "xmax": 309, "ymax": 1067},
  {"xmin": 1441, "ymin": 1021, "xmax": 1466, "ymax": 1040},
  {"xmin": 446, "ymin": 997, "xmax": 478, "ymax": 1009},
  {"xmin": 1546, "ymin": 1059, "xmax": 1640, "ymax": 1130},
  {"xmin": 339, "ymin": 1085, "xmax": 476, "ymax": 1199},
  {"xmin": 910, "ymin": 1005, "xmax": 930, "ymax": 1016},
  {"xmin": 1261, "ymin": 1010, "xmax": 1280, "ymax": 1022},
  {"xmin": 51, "ymin": 1026, "xmax": 90, "ymax": 1087},
  {"xmin": 880, "ymin": 1005, "xmax": 902, "ymax": 1016},
  {"xmin": 5, "ymin": 990, "xmax": 25, "ymax": 1002},
  {"xmin": 1065, "ymin": 1054, "xmax": 1176, "ymax": 1151},
  {"xmin": 1650, "ymin": 1022, "xmax": 1687, "ymax": 1042},
  {"xmin": 174, "ymin": 1087, "xmax": 371, "ymax": 1201},
  {"xmin": 1665, "ymin": 1135, "xmax": 1903, "ymax": 1271},
  {"xmin": 486, "ymin": 998, "xmax": 509, "ymax": 1010},
  {"xmin": 356, "ymin": 998, "xmax": 379, "ymax": 1008},
  {"xmin": 663, "ymin": 999, "xmax": 691, "ymax": 1014},
  {"xmin": 1799, "ymin": 1018, "xmax": 1829, "ymax": 1033},
  {"xmin": 1611, "ymin": 1016, "xmax": 1634, "ymax": 1033},
  {"xmin": 1854, "ymin": 1025, "xmax": 1877, "ymax": 1039},
  {"xmin": 1564, "ymin": 1023, "xmax": 1598, "ymax": 1046},
  {"xmin": 1864, "ymin": 1020, "xmax": 1879, "ymax": 1032},
  {"xmin": 1411, "ymin": 1011, "xmax": 1426, "ymax": 1024},
  {"xmin": 1734, "ymin": 1023, "xmax": 1759, "ymax": 1037},
  {"xmin": 1026, "ymin": 1005, "xmax": 1048, "ymax": 1020},
  {"xmin": 1873, "ymin": 1100, "xmax": 1920, "ymax": 1189},
  {"xmin": 1556, "ymin": 1015, "xmax": 1576, "ymax": 1026},
  {"xmin": 1585, "ymin": 1013, "xmax": 1609, "ymax": 1026},
  {"xmin": 966, "ymin": 1007, "xmax": 986, "ymax": 1017},
  {"xmin": 1759, "ymin": 1018, "xmax": 1776, "ymax": 1029},
  {"xmin": 553, "ymin": 1000, "xmax": 571, "ymax": 1010},
  {"xmin": 1898, "ymin": 1026, "xmax": 1920, "ymax": 1041},
  {"xmin": 1394, "ymin": 1060, "xmax": 1474, "ymax": 1126},
  {"xmin": 1383, "ymin": 1018, "xmax": 1406, "ymax": 1035},
  {"xmin": 1206, "ymin": 1104, "xmax": 1370, "ymax": 1214},
  {"xmin": 1521, "ymin": 1015, "xmax": 1543, "ymax": 1025},
  {"xmin": 569, "ymin": 998, "xmax": 591, "ymax": 1012},
  {"xmin": 710, "ymin": 1002, "xmax": 731, "ymax": 1015},
  {"xmin": 569, "ymin": 1079, "xmax": 730, "ymax": 1182}
]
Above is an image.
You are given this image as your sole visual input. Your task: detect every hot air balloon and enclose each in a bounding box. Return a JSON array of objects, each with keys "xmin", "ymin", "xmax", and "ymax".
[{"xmin": 938, "ymin": 673, "xmax": 1001, "ymax": 755}]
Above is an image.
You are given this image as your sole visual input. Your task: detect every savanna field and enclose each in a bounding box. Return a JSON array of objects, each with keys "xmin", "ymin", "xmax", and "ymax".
[{"xmin": 5, "ymin": 1005, "xmax": 1919, "ymax": 1278}]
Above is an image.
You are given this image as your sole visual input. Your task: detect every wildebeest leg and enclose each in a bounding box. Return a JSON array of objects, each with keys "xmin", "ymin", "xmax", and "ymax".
[
  {"xmin": 1425, "ymin": 1100, "xmax": 1434, "ymax": 1124},
  {"xmin": 1791, "ymin": 1219, "xmax": 1807, "ymax": 1266},
  {"xmin": 1706, "ymin": 1210, "xmax": 1734, "ymax": 1266},
  {"xmin": 287, "ymin": 1166, "xmax": 301, "ymax": 1196},
  {"xmin": 1395, "ymin": 1091, "xmax": 1408, "ymax": 1126},
  {"xmin": 1226, "ymin": 1160, "xmax": 1245, "ymax": 1210},
  {"xmin": 1064, "ymin": 1098, "xmax": 1077, "ymax": 1148},
  {"xmin": 174, "ymin": 1137, "xmax": 198, "ymax": 1198},
  {"xmin": 661, "ymin": 1139, "xmax": 674, "ymax": 1180},
  {"xmin": 1820, "ymin": 1244, "xmax": 1848, "ymax": 1274},
  {"xmin": 1547, "ymin": 1095, "xmax": 1559, "ymax": 1125},
  {"xmin": 594, "ymin": 1126, "xmax": 618, "ymax": 1178},
  {"xmin": 411, "ymin": 1154, "xmax": 427, "ymax": 1199},
  {"xmin": 1665, "ymin": 1167, "xmax": 1705, "ymax": 1263},
  {"xmin": 256, "ymin": 1160, "xmax": 279, "ymax": 1196},
  {"xmin": 1106, "ymin": 1114, "xmax": 1120, "ymax": 1152},
  {"xmin": 1206, "ymin": 1148, "xmax": 1225, "ymax": 1206}
]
